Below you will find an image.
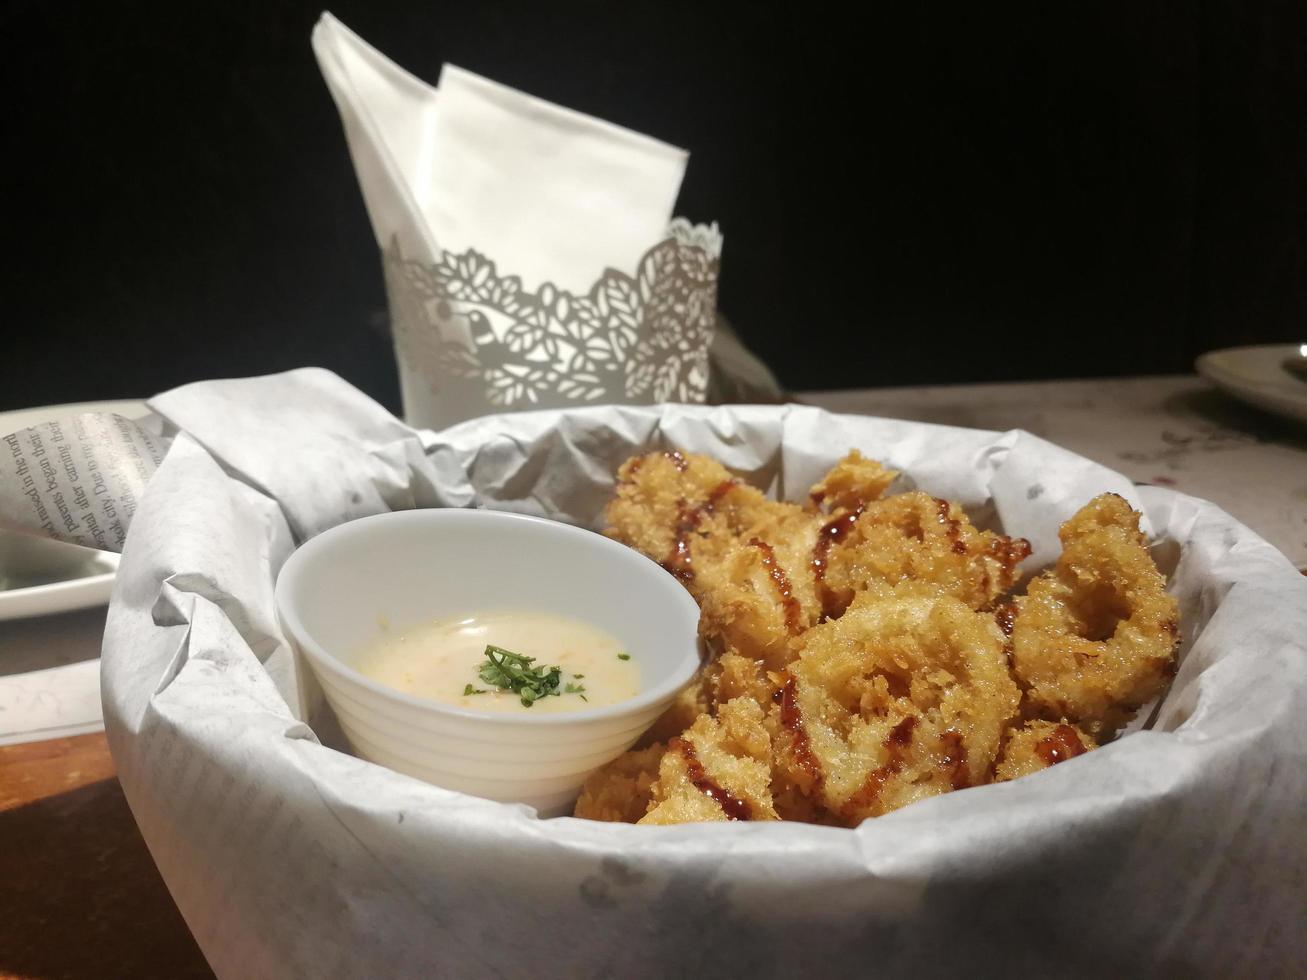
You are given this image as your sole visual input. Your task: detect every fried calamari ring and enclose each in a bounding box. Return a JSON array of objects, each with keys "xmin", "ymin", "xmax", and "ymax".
[
  {"xmin": 605, "ymin": 451, "xmax": 917, "ymax": 668},
  {"xmin": 573, "ymin": 744, "xmax": 667, "ymax": 823},
  {"xmin": 994, "ymin": 720, "xmax": 1096, "ymax": 782},
  {"xmin": 603, "ymin": 451, "xmax": 772, "ymax": 583},
  {"xmin": 774, "ymin": 584, "xmax": 1020, "ymax": 825},
  {"xmin": 1010, "ymin": 493, "xmax": 1179, "ymax": 737},
  {"xmin": 820, "ymin": 491, "xmax": 1031, "ymax": 617},
  {"xmin": 605, "ymin": 450, "xmax": 837, "ymax": 667},
  {"xmin": 704, "ymin": 651, "xmax": 834, "ymax": 822},
  {"xmin": 692, "ymin": 511, "xmax": 824, "ymax": 669},
  {"xmin": 640, "ymin": 698, "xmax": 780, "ymax": 825}
]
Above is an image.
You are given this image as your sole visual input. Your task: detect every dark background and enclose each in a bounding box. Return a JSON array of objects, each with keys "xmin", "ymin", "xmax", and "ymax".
[{"xmin": 6, "ymin": 1, "xmax": 1305, "ymax": 414}]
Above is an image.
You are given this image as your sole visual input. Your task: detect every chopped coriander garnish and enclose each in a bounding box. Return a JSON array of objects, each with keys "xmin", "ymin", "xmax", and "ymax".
[
  {"xmin": 462, "ymin": 683, "xmax": 487, "ymax": 696},
  {"xmin": 477, "ymin": 645, "xmax": 561, "ymax": 707},
  {"xmin": 617, "ymin": 653, "xmax": 631, "ymax": 661},
  {"xmin": 572, "ymin": 673, "xmax": 585, "ymax": 679},
  {"xmin": 474, "ymin": 644, "xmax": 588, "ymax": 707}
]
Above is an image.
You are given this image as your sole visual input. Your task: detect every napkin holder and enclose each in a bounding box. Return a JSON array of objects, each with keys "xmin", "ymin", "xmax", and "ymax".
[{"xmin": 313, "ymin": 14, "xmax": 778, "ymax": 429}]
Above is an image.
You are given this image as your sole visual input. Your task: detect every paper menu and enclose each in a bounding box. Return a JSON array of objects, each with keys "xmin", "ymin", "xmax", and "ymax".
[
  {"xmin": 0, "ymin": 412, "xmax": 164, "ymax": 552},
  {"xmin": 7, "ymin": 368, "xmax": 1297, "ymax": 975}
]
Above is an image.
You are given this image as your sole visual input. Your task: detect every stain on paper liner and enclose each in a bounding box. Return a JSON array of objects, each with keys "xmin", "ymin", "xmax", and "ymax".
[{"xmin": 0, "ymin": 413, "xmax": 166, "ymax": 552}]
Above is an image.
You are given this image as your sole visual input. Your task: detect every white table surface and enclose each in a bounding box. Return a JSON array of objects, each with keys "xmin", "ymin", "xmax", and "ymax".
[
  {"xmin": 801, "ymin": 374, "xmax": 1307, "ymax": 569},
  {"xmin": 0, "ymin": 606, "xmax": 105, "ymax": 746}
]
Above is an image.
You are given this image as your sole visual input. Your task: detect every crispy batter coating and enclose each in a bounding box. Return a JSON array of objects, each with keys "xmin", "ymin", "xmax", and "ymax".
[
  {"xmin": 640, "ymin": 698, "xmax": 780, "ymax": 825},
  {"xmin": 604, "ymin": 451, "xmax": 774, "ymax": 582},
  {"xmin": 691, "ymin": 508, "xmax": 823, "ymax": 669},
  {"xmin": 574, "ymin": 744, "xmax": 667, "ymax": 823},
  {"xmin": 711, "ymin": 651, "xmax": 775, "ymax": 706},
  {"xmin": 807, "ymin": 450, "xmax": 900, "ymax": 513},
  {"xmin": 606, "ymin": 450, "xmax": 834, "ymax": 668},
  {"xmin": 1010, "ymin": 493, "xmax": 1179, "ymax": 737},
  {"xmin": 578, "ymin": 454, "xmax": 1178, "ymax": 825},
  {"xmin": 822, "ymin": 491, "xmax": 1031, "ymax": 615},
  {"xmin": 775, "ymin": 584, "xmax": 1020, "ymax": 825},
  {"xmin": 705, "ymin": 651, "xmax": 831, "ymax": 822},
  {"xmin": 994, "ymin": 720, "xmax": 1097, "ymax": 782},
  {"xmin": 640, "ymin": 649, "xmax": 775, "ymax": 749},
  {"xmin": 636, "ymin": 665, "xmax": 715, "ymax": 748}
]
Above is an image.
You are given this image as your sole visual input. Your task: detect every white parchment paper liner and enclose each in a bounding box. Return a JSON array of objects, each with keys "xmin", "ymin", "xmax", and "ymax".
[{"xmin": 103, "ymin": 369, "xmax": 1306, "ymax": 977}]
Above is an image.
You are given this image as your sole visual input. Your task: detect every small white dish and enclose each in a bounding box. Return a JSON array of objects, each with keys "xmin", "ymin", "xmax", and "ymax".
[
  {"xmin": 0, "ymin": 551, "xmax": 120, "ymax": 622},
  {"xmin": 1196, "ymin": 343, "xmax": 1307, "ymax": 424},
  {"xmin": 275, "ymin": 508, "xmax": 703, "ymax": 815}
]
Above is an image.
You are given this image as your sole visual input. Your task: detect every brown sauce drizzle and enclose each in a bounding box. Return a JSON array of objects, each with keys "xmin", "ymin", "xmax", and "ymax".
[
  {"xmin": 660, "ymin": 480, "xmax": 737, "ymax": 582},
  {"xmin": 939, "ymin": 729, "xmax": 970, "ymax": 790},
  {"xmin": 934, "ymin": 497, "xmax": 968, "ymax": 555},
  {"xmin": 1034, "ymin": 725, "xmax": 1088, "ymax": 767},
  {"xmin": 749, "ymin": 538, "xmax": 802, "ymax": 633},
  {"xmin": 994, "ymin": 601, "xmax": 1017, "ymax": 636},
  {"xmin": 989, "ymin": 535, "xmax": 1033, "ymax": 589},
  {"xmin": 776, "ymin": 674, "xmax": 825, "ymax": 793},
  {"xmin": 811, "ymin": 507, "xmax": 863, "ymax": 621},
  {"xmin": 844, "ymin": 716, "xmax": 918, "ymax": 816},
  {"xmin": 884, "ymin": 672, "xmax": 911, "ymax": 699},
  {"xmin": 672, "ymin": 737, "xmax": 752, "ymax": 821},
  {"xmin": 887, "ymin": 715, "xmax": 918, "ymax": 748}
]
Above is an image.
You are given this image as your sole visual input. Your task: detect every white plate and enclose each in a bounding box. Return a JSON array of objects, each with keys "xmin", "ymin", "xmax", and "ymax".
[
  {"xmin": 0, "ymin": 550, "xmax": 121, "ymax": 621},
  {"xmin": 0, "ymin": 398, "xmax": 146, "ymax": 622},
  {"xmin": 1196, "ymin": 343, "xmax": 1307, "ymax": 424}
]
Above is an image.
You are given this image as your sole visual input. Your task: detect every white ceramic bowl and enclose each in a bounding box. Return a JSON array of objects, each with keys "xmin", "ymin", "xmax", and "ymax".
[{"xmin": 275, "ymin": 508, "xmax": 703, "ymax": 815}]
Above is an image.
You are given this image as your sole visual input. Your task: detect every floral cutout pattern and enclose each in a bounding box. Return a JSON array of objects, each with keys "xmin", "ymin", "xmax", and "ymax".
[{"xmin": 383, "ymin": 221, "xmax": 721, "ymax": 409}]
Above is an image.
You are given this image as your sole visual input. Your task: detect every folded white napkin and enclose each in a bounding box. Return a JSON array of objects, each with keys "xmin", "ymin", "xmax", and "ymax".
[
  {"xmin": 314, "ymin": 14, "xmax": 730, "ymax": 428},
  {"xmin": 313, "ymin": 16, "xmax": 687, "ymax": 291}
]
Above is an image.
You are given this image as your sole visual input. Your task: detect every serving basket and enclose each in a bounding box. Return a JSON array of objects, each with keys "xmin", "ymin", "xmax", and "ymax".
[{"xmin": 101, "ymin": 369, "xmax": 1307, "ymax": 978}]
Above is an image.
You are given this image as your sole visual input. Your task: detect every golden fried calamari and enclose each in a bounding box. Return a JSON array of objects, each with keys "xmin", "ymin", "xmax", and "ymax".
[
  {"xmin": 604, "ymin": 451, "xmax": 772, "ymax": 583},
  {"xmin": 574, "ymin": 744, "xmax": 666, "ymax": 823},
  {"xmin": 1009, "ymin": 493, "xmax": 1180, "ymax": 738},
  {"xmin": 994, "ymin": 720, "xmax": 1097, "ymax": 782},
  {"xmin": 579, "ymin": 452, "xmax": 1178, "ymax": 826},
  {"xmin": 821, "ymin": 491, "xmax": 1032, "ymax": 615},
  {"xmin": 607, "ymin": 449, "xmax": 837, "ymax": 668},
  {"xmin": 777, "ymin": 585, "xmax": 1020, "ymax": 823},
  {"xmin": 690, "ymin": 507, "xmax": 823, "ymax": 669},
  {"xmin": 807, "ymin": 450, "xmax": 900, "ymax": 513},
  {"xmin": 640, "ymin": 698, "xmax": 780, "ymax": 825}
]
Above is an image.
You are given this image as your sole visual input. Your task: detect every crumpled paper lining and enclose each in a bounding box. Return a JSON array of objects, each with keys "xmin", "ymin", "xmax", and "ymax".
[{"xmin": 102, "ymin": 369, "xmax": 1307, "ymax": 978}]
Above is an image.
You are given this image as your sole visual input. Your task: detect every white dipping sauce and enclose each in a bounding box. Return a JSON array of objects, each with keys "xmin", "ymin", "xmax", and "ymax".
[{"xmin": 352, "ymin": 610, "xmax": 640, "ymax": 713}]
